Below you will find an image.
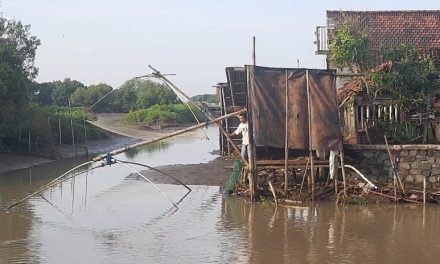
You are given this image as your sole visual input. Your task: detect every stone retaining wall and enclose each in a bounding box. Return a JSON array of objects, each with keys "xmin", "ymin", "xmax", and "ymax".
[{"xmin": 345, "ymin": 146, "xmax": 440, "ymax": 189}]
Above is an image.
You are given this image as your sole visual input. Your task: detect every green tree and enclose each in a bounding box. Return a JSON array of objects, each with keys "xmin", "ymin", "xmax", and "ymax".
[
  {"xmin": 191, "ymin": 94, "xmax": 219, "ymax": 104},
  {"xmin": 71, "ymin": 83, "xmax": 114, "ymax": 112},
  {"xmin": 329, "ymin": 22, "xmax": 374, "ymax": 72},
  {"xmin": 0, "ymin": 17, "xmax": 40, "ymax": 142},
  {"xmin": 28, "ymin": 81, "xmax": 56, "ymax": 105},
  {"xmin": 51, "ymin": 78, "xmax": 85, "ymax": 106},
  {"xmin": 370, "ymin": 44, "xmax": 440, "ymax": 109},
  {"xmin": 116, "ymin": 78, "xmax": 177, "ymax": 112}
]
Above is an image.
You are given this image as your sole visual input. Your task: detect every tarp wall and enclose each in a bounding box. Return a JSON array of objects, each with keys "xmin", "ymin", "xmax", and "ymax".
[{"xmin": 248, "ymin": 66, "xmax": 341, "ymax": 151}]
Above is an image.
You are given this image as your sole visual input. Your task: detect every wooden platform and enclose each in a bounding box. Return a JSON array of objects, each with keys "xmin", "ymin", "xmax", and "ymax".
[{"xmin": 248, "ymin": 159, "xmax": 330, "ymax": 169}]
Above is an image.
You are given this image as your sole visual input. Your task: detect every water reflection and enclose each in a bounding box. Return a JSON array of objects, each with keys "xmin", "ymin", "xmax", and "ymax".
[
  {"xmin": 220, "ymin": 198, "xmax": 440, "ymax": 264},
  {"xmin": 124, "ymin": 141, "xmax": 171, "ymax": 159},
  {"xmin": 2, "ymin": 124, "xmax": 440, "ymax": 263}
]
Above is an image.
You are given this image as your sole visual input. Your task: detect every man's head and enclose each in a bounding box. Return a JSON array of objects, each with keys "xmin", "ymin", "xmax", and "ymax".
[{"xmin": 238, "ymin": 112, "xmax": 247, "ymax": 123}]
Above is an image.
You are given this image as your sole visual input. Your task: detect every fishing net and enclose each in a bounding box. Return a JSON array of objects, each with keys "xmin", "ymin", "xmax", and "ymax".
[{"xmin": 226, "ymin": 160, "xmax": 244, "ymax": 191}]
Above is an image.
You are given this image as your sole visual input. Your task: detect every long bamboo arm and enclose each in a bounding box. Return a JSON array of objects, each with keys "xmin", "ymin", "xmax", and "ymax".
[{"xmin": 92, "ymin": 109, "xmax": 244, "ymax": 162}]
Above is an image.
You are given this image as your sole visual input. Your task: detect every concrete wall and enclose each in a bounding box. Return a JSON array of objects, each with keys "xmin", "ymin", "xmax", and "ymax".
[{"xmin": 345, "ymin": 146, "xmax": 440, "ymax": 189}]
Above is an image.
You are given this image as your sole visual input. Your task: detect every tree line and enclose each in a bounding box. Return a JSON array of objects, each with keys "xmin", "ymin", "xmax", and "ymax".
[
  {"xmin": 28, "ymin": 78, "xmax": 178, "ymax": 112},
  {"xmin": 0, "ymin": 16, "xmax": 218, "ymax": 150}
]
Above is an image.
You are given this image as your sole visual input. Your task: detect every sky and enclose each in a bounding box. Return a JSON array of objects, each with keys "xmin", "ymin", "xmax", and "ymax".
[{"xmin": 1, "ymin": 0, "xmax": 440, "ymax": 96}]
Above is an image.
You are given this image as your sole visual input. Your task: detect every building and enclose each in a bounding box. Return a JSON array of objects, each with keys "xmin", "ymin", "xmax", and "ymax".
[{"xmin": 315, "ymin": 10, "xmax": 440, "ymax": 144}]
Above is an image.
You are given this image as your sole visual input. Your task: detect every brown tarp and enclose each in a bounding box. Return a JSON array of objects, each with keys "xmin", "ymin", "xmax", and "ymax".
[{"xmin": 248, "ymin": 66, "xmax": 341, "ymax": 151}]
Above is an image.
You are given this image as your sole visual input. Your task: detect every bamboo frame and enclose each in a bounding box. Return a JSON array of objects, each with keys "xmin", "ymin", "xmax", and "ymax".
[
  {"xmin": 284, "ymin": 70, "xmax": 289, "ymax": 192},
  {"xmin": 306, "ymin": 70, "xmax": 315, "ymax": 198},
  {"xmin": 246, "ymin": 65, "xmax": 257, "ymax": 201},
  {"xmin": 93, "ymin": 110, "xmax": 245, "ymax": 162}
]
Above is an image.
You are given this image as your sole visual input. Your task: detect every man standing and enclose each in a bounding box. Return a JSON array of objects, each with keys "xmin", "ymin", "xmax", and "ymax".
[{"xmin": 227, "ymin": 112, "xmax": 249, "ymax": 160}]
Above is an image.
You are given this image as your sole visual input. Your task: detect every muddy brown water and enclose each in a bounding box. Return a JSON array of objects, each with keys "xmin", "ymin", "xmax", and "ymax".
[{"xmin": 1, "ymin": 127, "xmax": 440, "ymax": 263}]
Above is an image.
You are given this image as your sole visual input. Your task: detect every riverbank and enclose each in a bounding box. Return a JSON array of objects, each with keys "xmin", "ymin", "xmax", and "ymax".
[
  {"xmin": 1, "ymin": 112, "xmax": 212, "ymax": 174},
  {"xmin": 0, "ymin": 134, "xmax": 141, "ymax": 174},
  {"xmin": 133, "ymin": 157, "xmax": 233, "ymax": 186}
]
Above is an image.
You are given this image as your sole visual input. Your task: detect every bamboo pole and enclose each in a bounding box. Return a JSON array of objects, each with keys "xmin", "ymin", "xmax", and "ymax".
[
  {"xmin": 340, "ymin": 151, "xmax": 347, "ymax": 196},
  {"xmin": 93, "ymin": 110, "xmax": 245, "ymax": 162},
  {"xmin": 59, "ymin": 118, "xmax": 62, "ymax": 144},
  {"xmin": 306, "ymin": 70, "xmax": 315, "ymax": 198},
  {"xmin": 252, "ymin": 36, "xmax": 256, "ymax": 65},
  {"xmin": 48, "ymin": 117, "xmax": 55, "ymax": 152},
  {"xmin": 28, "ymin": 131, "xmax": 31, "ymax": 152},
  {"xmin": 221, "ymin": 86, "xmax": 231, "ymax": 155},
  {"xmin": 384, "ymin": 136, "xmax": 405, "ymax": 193},
  {"xmin": 299, "ymin": 158, "xmax": 310, "ymax": 196},
  {"xmin": 68, "ymin": 100, "xmax": 76, "ymax": 157},
  {"xmin": 83, "ymin": 119, "xmax": 87, "ymax": 145},
  {"xmin": 246, "ymin": 65, "xmax": 258, "ymax": 201},
  {"xmin": 284, "ymin": 70, "xmax": 289, "ymax": 192},
  {"xmin": 423, "ymin": 176, "xmax": 427, "ymax": 205},
  {"xmin": 423, "ymin": 94, "xmax": 431, "ymax": 144},
  {"xmin": 147, "ymin": 65, "xmax": 246, "ymax": 165},
  {"xmin": 7, "ymin": 161, "xmax": 95, "ymax": 210}
]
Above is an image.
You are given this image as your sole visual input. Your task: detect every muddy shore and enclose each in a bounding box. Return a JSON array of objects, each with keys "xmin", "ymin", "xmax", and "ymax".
[
  {"xmin": 132, "ymin": 157, "xmax": 233, "ymax": 186},
  {"xmin": 0, "ymin": 134, "xmax": 141, "ymax": 174},
  {"xmin": 1, "ymin": 131, "xmax": 234, "ymax": 188}
]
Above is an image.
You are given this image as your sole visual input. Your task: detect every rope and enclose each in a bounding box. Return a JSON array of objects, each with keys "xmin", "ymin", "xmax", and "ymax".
[
  {"xmin": 115, "ymin": 159, "xmax": 191, "ymax": 192},
  {"xmin": 161, "ymin": 79, "xmax": 210, "ymax": 140},
  {"xmin": 7, "ymin": 160, "xmax": 95, "ymax": 210},
  {"xmin": 116, "ymin": 160, "xmax": 178, "ymax": 209}
]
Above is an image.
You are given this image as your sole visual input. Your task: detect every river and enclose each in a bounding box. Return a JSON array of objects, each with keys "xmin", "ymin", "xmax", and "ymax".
[{"xmin": 1, "ymin": 127, "xmax": 440, "ymax": 263}]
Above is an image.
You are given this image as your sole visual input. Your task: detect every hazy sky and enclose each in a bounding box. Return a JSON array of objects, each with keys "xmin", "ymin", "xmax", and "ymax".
[{"xmin": 2, "ymin": 0, "xmax": 439, "ymax": 95}]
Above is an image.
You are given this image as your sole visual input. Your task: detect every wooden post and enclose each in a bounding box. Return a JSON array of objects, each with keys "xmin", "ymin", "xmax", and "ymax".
[
  {"xmin": 48, "ymin": 117, "xmax": 51, "ymax": 139},
  {"xmin": 83, "ymin": 119, "xmax": 88, "ymax": 156},
  {"xmin": 83, "ymin": 119, "xmax": 87, "ymax": 145},
  {"xmin": 68, "ymin": 100, "xmax": 76, "ymax": 157},
  {"xmin": 28, "ymin": 131, "xmax": 31, "ymax": 152},
  {"xmin": 222, "ymin": 88, "xmax": 231, "ymax": 155},
  {"xmin": 340, "ymin": 150, "xmax": 347, "ymax": 196},
  {"xmin": 423, "ymin": 176, "xmax": 427, "ymax": 204},
  {"xmin": 306, "ymin": 70, "xmax": 315, "ymax": 198},
  {"xmin": 284, "ymin": 70, "xmax": 289, "ymax": 192},
  {"xmin": 59, "ymin": 117, "xmax": 62, "ymax": 144},
  {"xmin": 252, "ymin": 36, "xmax": 256, "ymax": 65},
  {"xmin": 423, "ymin": 94, "xmax": 431, "ymax": 144},
  {"xmin": 247, "ymin": 65, "xmax": 258, "ymax": 201}
]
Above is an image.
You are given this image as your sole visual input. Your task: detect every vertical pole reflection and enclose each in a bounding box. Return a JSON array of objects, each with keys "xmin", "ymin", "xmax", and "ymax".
[{"xmin": 29, "ymin": 166, "xmax": 32, "ymax": 185}]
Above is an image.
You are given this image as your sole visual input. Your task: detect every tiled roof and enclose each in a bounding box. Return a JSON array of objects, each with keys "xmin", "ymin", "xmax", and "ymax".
[{"xmin": 327, "ymin": 10, "xmax": 440, "ymax": 50}]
